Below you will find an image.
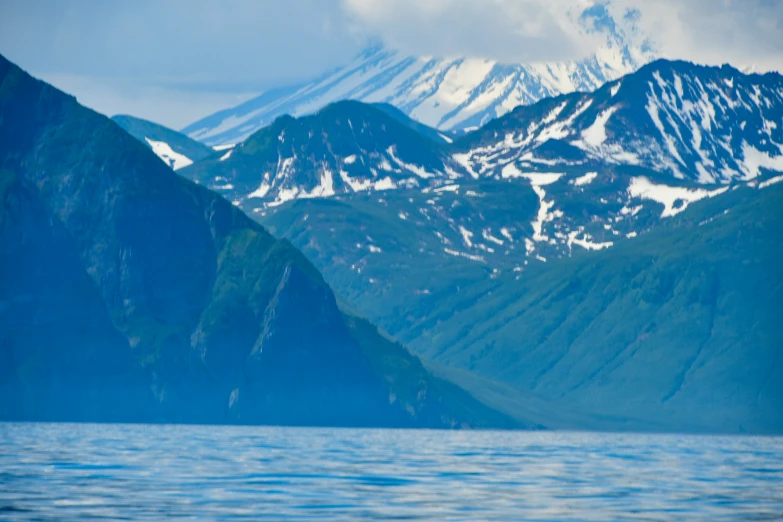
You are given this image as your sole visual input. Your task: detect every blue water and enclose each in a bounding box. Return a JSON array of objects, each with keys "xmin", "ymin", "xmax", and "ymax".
[{"xmin": 1, "ymin": 424, "xmax": 781, "ymax": 521}]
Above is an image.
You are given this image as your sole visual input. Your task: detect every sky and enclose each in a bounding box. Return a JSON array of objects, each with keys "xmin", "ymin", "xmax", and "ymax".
[{"xmin": 1, "ymin": 0, "xmax": 781, "ymax": 129}]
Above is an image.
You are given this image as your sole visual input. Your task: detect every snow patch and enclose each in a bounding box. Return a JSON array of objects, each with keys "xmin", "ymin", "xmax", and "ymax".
[
  {"xmin": 740, "ymin": 142, "xmax": 783, "ymax": 180},
  {"xmin": 387, "ymin": 146, "xmax": 433, "ymax": 179},
  {"xmin": 301, "ymin": 169, "xmax": 335, "ymax": 198},
  {"xmin": 628, "ymin": 177, "xmax": 729, "ymax": 218},
  {"xmin": 459, "ymin": 226, "xmax": 474, "ymax": 248},
  {"xmin": 482, "ymin": 229, "xmax": 505, "ymax": 246},
  {"xmin": 144, "ymin": 138, "xmax": 193, "ymax": 170},
  {"xmin": 581, "ymin": 107, "xmax": 618, "ymax": 147},
  {"xmin": 502, "ymin": 164, "xmax": 563, "ymax": 186},
  {"xmin": 247, "ymin": 174, "xmax": 272, "ymax": 199},
  {"xmin": 571, "ymin": 172, "xmax": 598, "ymax": 186},
  {"xmin": 340, "ymin": 170, "xmax": 373, "ymax": 192},
  {"xmin": 571, "ymin": 237, "xmax": 613, "ymax": 251},
  {"xmin": 759, "ymin": 175, "xmax": 783, "ymax": 189},
  {"xmin": 444, "ymin": 248, "xmax": 485, "ymax": 263},
  {"xmin": 374, "ymin": 177, "xmax": 397, "ymax": 190},
  {"xmin": 435, "ymin": 184, "xmax": 459, "ymax": 193}
]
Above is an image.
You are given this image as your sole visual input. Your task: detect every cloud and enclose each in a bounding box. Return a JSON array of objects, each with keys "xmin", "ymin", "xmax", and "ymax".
[
  {"xmin": 612, "ymin": 0, "xmax": 783, "ymax": 72},
  {"xmin": 341, "ymin": 0, "xmax": 603, "ymax": 63},
  {"xmin": 1, "ymin": 0, "xmax": 781, "ymax": 128},
  {"xmin": 343, "ymin": 0, "xmax": 783, "ymax": 72}
]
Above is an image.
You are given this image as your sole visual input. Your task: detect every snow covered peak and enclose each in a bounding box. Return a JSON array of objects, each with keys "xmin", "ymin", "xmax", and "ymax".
[
  {"xmin": 458, "ymin": 60, "xmax": 783, "ymax": 184},
  {"xmin": 182, "ymin": 101, "xmax": 462, "ymax": 209},
  {"xmin": 181, "ymin": 4, "xmax": 655, "ymax": 147}
]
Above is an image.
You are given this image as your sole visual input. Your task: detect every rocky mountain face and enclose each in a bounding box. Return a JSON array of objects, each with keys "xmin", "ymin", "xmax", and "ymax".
[
  {"xmin": 0, "ymin": 54, "xmax": 518, "ymax": 429},
  {"xmin": 179, "ymin": 58, "xmax": 783, "ymax": 433},
  {"xmin": 181, "ymin": 4, "xmax": 655, "ymax": 146},
  {"xmin": 0, "ymin": 170, "xmax": 152, "ymax": 422}
]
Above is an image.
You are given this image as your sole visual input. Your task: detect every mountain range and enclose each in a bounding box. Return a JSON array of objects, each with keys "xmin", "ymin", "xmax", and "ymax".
[
  {"xmin": 182, "ymin": 59, "xmax": 783, "ymax": 266},
  {"xmin": 3, "ymin": 40, "xmax": 782, "ymax": 433},
  {"xmin": 181, "ymin": 3, "xmax": 655, "ymax": 146},
  {"xmin": 0, "ymin": 54, "xmax": 519, "ymax": 429},
  {"xmin": 171, "ymin": 58, "xmax": 783, "ymax": 433}
]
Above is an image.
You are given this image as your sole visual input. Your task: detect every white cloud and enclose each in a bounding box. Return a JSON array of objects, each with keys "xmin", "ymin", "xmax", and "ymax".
[
  {"xmin": 2, "ymin": 0, "xmax": 780, "ymax": 128},
  {"xmin": 343, "ymin": 0, "xmax": 783, "ymax": 72},
  {"xmin": 342, "ymin": 0, "xmax": 604, "ymax": 63},
  {"xmin": 612, "ymin": 0, "xmax": 783, "ymax": 73}
]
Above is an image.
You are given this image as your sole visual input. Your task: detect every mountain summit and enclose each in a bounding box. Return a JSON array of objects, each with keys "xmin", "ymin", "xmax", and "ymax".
[{"xmin": 182, "ymin": 4, "xmax": 655, "ymax": 146}]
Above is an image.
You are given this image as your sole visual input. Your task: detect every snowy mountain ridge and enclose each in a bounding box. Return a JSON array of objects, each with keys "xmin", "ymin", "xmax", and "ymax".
[
  {"xmin": 458, "ymin": 60, "xmax": 783, "ymax": 184},
  {"xmin": 177, "ymin": 60, "xmax": 783, "ymax": 270},
  {"xmin": 182, "ymin": 4, "xmax": 655, "ymax": 146}
]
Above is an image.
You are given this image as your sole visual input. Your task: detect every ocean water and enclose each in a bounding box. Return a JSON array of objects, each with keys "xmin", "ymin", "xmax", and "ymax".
[{"xmin": 1, "ymin": 423, "xmax": 781, "ymax": 521}]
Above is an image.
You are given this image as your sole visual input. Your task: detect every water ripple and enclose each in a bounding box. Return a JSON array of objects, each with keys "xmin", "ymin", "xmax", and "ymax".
[{"xmin": 0, "ymin": 424, "xmax": 782, "ymax": 520}]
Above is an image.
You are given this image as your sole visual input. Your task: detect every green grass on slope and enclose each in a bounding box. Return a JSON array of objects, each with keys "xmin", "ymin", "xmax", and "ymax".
[
  {"xmin": 263, "ymin": 179, "xmax": 783, "ymax": 433},
  {"xmin": 343, "ymin": 315, "xmax": 525, "ymax": 430},
  {"xmin": 416, "ymin": 184, "xmax": 783, "ymax": 434},
  {"xmin": 259, "ymin": 179, "xmax": 539, "ymax": 349}
]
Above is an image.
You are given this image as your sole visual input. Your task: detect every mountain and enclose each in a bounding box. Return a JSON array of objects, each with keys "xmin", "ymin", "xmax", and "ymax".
[
  {"xmin": 112, "ymin": 114, "xmax": 216, "ymax": 170},
  {"xmin": 412, "ymin": 183, "xmax": 783, "ymax": 434},
  {"xmin": 182, "ymin": 100, "xmax": 464, "ymax": 209},
  {"xmin": 258, "ymin": 159, "xmax": 783, "ymax": 434},
  {"xmin": 0, "ymin": 54, "xmax": 519, "ymax": 429},
  {"xmin": 0, "ymin": 170, "xmax": 152, "ymax": 422},
  {"xmin": 181, "ymin": 4, "xmax": 655, "ymax": 146},
  {"xmin": 181, "ymin": 59, "xmax": 783, "ymax": 433},
  {"xmin": 184, "ymin": 60, "xmax": 783, "ymax": 267},
  {"xmin": 457, "ymin": 60, "xmax": 783, "ymax": 184}
]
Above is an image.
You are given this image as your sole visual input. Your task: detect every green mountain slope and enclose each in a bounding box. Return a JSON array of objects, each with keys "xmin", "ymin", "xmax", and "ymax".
[
  {"xmin": 415, "ymin": 183, "xmax": 783, "ymax": 433},
  {"xmin": 0, "ymin": 170, "xmax": 153, "ymax": 422},
  {"xmin": 261, "ymin": 178, "xmax": 783, "ymax": 433},
  {"xmin": 0, "ymin": 54, "xmax": 516, "ymax": 429}
]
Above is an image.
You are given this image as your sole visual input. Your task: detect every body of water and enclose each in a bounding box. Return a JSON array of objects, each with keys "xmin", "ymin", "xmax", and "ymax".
[{"xmin": 1, "ymin": 423, "xmax": 782, "ymax": 520}]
